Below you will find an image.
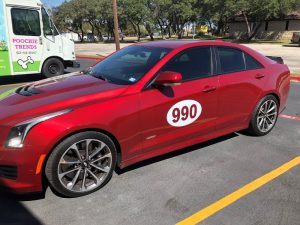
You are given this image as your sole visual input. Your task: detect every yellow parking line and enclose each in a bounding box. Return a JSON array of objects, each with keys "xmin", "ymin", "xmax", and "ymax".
[
  {"xmin": 176, "ymin": 156, "xmax": 300, "ymax": 225},
  {"xmin": 0, "ymin": 82, "xmax": 27, "ymax": 87}
]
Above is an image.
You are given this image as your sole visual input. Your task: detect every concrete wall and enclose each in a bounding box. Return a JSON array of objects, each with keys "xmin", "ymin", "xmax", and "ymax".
[
  {"xmin": 228, "ymin": 20, "xmax": 300, "ymax": 40},
  {"xmin": 289, "ymin": 20, "xmax": 300, "ymax": 30}
]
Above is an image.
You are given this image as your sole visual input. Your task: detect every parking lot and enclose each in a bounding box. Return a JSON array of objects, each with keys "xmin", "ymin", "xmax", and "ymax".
[
  {"xmin": 0, "ymin": 58, "xmax": 300, "ymax": 225},
  {"xmin": 74, "ymin": 43, "xmax": 300, "ymax": 73}
]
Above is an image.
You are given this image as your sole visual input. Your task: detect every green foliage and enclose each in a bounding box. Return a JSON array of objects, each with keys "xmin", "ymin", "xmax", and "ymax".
[
  {"xmin": 0, "ymin": 41, "xmax": 8, "ymax": 51},
  {"xmin": 53, "ymin": 0, "xmax": 300, "ymax": 41}
]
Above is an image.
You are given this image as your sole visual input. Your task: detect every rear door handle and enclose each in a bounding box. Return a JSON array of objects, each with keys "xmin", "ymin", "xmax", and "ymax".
[
  {"xmin": 202, "ymin": 85, "xmax": 217, "ymax": 93},
  {"xmin": 255, "ymin": 73, "xmax": 265, "ymax": 79}
]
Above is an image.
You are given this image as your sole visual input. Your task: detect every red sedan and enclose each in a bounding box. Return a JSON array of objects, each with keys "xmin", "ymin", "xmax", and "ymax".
[{"xmin": 0, "ymin": 40, "xmax": 290, "ymax": 197}]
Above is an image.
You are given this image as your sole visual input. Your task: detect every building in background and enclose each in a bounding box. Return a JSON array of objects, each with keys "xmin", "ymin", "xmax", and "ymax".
[{"xmin": 227, "ymin": 12, "xmax": 300, "ymax": 40}]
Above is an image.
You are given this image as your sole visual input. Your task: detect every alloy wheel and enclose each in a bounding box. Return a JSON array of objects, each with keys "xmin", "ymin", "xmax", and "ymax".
[
  {"xmin": 57, "ymin": 139, "xmax": 113, "ymax": 193},
  {"xmin": 256, "ymin": 99, "xmax": 278, "ymax": 133}
]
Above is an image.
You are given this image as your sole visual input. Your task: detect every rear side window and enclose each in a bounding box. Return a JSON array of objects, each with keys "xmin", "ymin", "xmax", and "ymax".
[
  {"xmin": 217, "ymin": 47, "xmax": 245, "ymax": 74},
  {"xmin": 162, "ymin": 47, "xmax": 212, "ymax": 81},
  {"xmin": 244, "ymin": 53, "xmax": 263, "ymax": 70},
  {"xmin": 11, "ymin": 8, "xmax": 41, "ymax": 36},
  {"xmin": 217, "ymin": 47, "xmax": 263, "ymax": 74}
]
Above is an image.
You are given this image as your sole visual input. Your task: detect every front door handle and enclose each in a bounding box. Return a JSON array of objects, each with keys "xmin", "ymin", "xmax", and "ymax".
[
  {"xmin": 202, "ymin": 85, "xmax": 217, "ymax": 93},
  {"xmin": 255, "ymin": 73, "xmax": 265, "ymax": 79}
]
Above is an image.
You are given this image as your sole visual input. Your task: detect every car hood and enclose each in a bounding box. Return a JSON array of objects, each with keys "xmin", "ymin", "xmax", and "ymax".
[{"xmin": 0, "ymin": 73, "xmax": 129, "ymax": 124}]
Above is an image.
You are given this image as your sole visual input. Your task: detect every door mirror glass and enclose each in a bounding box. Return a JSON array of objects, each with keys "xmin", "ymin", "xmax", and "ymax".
[{"xmin": 154, "ymin": 71, "xmax": 182, "ymax": 87}]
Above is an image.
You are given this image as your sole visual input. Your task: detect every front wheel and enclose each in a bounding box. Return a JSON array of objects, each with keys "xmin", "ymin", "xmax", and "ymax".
[
  {"xmin": 42, "ymin": 58, "xmax": 64, "ymax": 78},
  {"xmin": 246, "ymin": 95, "xmax": 279, "ymax": 136},
  {"xmin": 45, "ymin": 132, "xmax": 117, "ymax": 197}
]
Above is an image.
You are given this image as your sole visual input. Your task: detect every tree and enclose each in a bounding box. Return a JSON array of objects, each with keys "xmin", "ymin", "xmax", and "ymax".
[
  {"xmin": 237, "ymin": 0, "xmax": 300, "ymax": 40},
  {"xmin": 169, "ymin": 0, "xmax": 197, "ymax": 39},
  {"xmin": 53, "ymin": 0, "xmax": 90, "ymax": 42},
  {"xmin": 150, "ymin": 0, "xmax": 173, "ymax": 38},
  {"xmin": 119, "ymin": 0, "xmax": 149, "ymax": 41}
]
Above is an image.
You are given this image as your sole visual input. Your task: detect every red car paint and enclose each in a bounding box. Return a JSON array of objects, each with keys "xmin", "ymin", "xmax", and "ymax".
[{"xmin": 0, "ymin": 40, "xmax": 290, "ymax": 193}]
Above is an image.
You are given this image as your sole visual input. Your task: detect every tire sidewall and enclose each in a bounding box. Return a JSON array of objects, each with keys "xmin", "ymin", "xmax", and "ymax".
[
  {"xmin": 42, "ymin": 58, "xmax": 64, "ymax": 78},
  {"xmin": 250, "ymin": 95, "xmax": 279, "ymax": 136},
  {"xmin": 45, "ymin": 131, "xmax": 117, "ymax": 198}
]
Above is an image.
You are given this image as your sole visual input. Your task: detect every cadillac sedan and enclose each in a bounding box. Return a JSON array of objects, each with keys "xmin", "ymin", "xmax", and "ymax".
[{"xmin": 0, "ymin": 40, "xmax": 290, "ymax": 197}]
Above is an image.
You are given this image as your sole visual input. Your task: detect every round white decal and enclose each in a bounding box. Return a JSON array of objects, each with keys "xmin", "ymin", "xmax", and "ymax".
[{"xmin": 167, "ymin": 100, "xmax": 202, "ymax": 127}]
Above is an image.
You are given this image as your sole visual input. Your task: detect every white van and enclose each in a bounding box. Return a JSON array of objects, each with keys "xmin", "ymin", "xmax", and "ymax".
[{"xmin": 0, "ymin": 0, "xmax": 79, "ymax": 78}]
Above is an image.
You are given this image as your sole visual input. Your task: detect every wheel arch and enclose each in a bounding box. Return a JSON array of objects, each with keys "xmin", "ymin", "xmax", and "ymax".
[
  {"xmin": 42, "ymin": 56, "xmax": 64, "ymax": 68},
  {"xmin": 264, "ymin": 92, "xmax": 280, "ymax": 107},
  {"xmin": 269, "ymin": 93, "xmax": 280, "ymax": 105}
]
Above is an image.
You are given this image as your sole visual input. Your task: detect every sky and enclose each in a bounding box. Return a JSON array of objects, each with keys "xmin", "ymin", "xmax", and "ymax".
[
  {"xmin": 0, "ymin": 0, "xmax": 7, "ymax": 42},
  {"xmin": 42, "ymin": 0, "xmax": 64, "ymax": 7}
]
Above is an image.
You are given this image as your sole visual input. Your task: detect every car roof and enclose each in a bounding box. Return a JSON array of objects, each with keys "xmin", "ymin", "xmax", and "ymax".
[
  {"xmin": 135, "ymin": 40, "xmax": 272, "ymax": 67},
  {"xmin": 136, "ymin": 40, "xmax": 225, "ymax": 49}
]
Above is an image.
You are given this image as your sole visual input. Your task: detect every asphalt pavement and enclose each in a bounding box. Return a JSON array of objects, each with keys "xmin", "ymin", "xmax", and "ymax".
[{"xmin": 0, "ymin": 59, "xmax": 299, "ymax": 225}]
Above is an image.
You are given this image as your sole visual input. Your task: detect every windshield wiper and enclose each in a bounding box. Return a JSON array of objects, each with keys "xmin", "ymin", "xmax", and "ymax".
[{"xmin": 90, "ymin": 73, "xmax": 110, "ymax": 83}]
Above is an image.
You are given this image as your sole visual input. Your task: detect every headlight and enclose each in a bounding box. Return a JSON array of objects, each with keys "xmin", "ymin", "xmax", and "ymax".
[{"xmin": 6, "ymin": 109, "xmax": 72, "ymax": 148}]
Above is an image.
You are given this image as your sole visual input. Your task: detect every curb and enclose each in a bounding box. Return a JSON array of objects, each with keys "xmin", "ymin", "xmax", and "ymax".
[
  {"xmin": 290, "ymin": 76, "xmax": 300, "ymax": 82},
  {"xmin": 280, "ymin": 114, "xmax": 300, "ymax": 121},
  {"xmin": 76, "ymin": 55, "xmax": 104, "ymax": 61}
]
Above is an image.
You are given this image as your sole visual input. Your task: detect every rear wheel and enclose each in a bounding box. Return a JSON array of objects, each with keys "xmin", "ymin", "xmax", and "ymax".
[
  {"xmin": 247, "ymin": 95, "xmax": 279, "ymax": 136},
  {"xmin": 45, "ymin": 131, "xmax": 117, "ymax": 197},
  {"xmin": 42, "ymin": 58, "xmax": 64, "ymax": 78}
]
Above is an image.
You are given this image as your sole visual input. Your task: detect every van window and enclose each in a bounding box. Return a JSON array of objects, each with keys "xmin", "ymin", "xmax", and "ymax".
[
  {"xmin": 41, "ymin": 8, "xmax": 52, "ymax": 36},
  {"xmin": 11, "ymin": 8, "xmax": 41, "ymax": 36}
]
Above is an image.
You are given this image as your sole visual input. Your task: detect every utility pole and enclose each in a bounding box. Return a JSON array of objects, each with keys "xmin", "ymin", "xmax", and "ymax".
[{"xmin": 113, "ymin": 0, "xmax": 120, "ymax": 51}]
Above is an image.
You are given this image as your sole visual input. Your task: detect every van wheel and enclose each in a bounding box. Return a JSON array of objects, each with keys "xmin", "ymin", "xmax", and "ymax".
[
  {"xmin": 246, "ymin": 95, "xmax": 279, "ymax": 136},
  {"xmin": 42, "ymin": 58, "xmax": 64, "ymax": 78},
  {"xmin": 45, "ymin": 131, "xmax": 117, "ymax": 197}
]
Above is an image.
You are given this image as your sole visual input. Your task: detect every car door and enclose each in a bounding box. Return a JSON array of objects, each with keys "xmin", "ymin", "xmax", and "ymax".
[
  {"xmin": 215, "ymin": 46, "xmax": 266, "ymax": 132},
  {"xmin": 138, "ymin": 46, "xmax": 219, "ymax": 155}
]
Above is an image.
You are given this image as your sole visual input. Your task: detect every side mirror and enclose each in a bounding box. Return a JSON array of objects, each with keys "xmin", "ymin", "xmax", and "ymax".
[{"xmin": 153, "ymin": 71, "xmax": 182, "ymax": 87}]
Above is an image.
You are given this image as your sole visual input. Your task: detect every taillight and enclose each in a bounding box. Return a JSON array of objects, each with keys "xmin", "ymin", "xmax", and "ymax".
[{"xmin": 292, "ymin": 33, "xmax": 295, "ymax": 41}]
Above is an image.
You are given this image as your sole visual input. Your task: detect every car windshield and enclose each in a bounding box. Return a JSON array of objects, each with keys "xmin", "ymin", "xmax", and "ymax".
[{"xmin": 86, "ymin": 45, "xmax": 172, "ymax": 85}]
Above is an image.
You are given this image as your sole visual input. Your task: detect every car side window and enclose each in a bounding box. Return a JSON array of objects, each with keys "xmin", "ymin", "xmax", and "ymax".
[
  {"xmin": 217, "ymin": 47, "xmax": 245, "ymax": 74},
  {"xmin": 244, "ymin": 53, "xmax": 263, "ymax": 70},
  {"xmin": 161, "ymin": 47, "xmax": 212, "ymax": 81},
  {"xmin": 11, "ymin": 8, "xmax": 41, "ymax": 36}
]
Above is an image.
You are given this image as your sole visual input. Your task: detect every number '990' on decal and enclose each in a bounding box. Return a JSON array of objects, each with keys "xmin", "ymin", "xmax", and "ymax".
[{"xmin": 167, "ymin": 100, "xmax": 202, "ymax": 127}]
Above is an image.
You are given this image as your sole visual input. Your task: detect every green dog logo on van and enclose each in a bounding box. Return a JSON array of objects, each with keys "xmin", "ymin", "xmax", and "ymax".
[{"xmin": 0, "ymin": 40, "xmax": 8, "ymax": 51}]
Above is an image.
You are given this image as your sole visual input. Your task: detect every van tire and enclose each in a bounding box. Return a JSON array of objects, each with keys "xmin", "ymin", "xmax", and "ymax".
[{"xmin": 42, "ymin": 58, "xmax": 64, "ymax": 78}]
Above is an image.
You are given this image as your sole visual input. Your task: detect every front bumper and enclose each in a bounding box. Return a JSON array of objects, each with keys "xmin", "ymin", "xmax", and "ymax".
[{"xmin": 0, "ymin": 145, "xmax": 44, "ymax": 193}]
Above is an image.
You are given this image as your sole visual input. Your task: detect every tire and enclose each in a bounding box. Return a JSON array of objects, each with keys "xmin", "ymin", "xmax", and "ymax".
[
  {"xmin": 246, "ymin": 95, "xmax": 279, "ymax": 136},
  {"xmin": 45, "ymin": 131, "xmax": 117, "ymax": 197},
  {"xmin": 42, "ymin": 58, "xmax": 64, "ymax": 78}
]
